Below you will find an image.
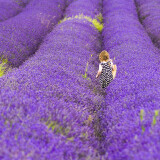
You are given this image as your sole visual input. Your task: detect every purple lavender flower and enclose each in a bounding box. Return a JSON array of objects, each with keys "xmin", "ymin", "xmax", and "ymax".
[
  {"xmin": 135, "ymin": 0, "xmax": 160, "ymax": 49},
  {"xmin": 0, "ymin": 0, "xmax": 31, "ymax": 22}
]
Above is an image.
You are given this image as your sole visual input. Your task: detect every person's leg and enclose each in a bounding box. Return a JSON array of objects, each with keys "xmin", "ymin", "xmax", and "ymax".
[{"xmin": 112, "ymin": 65, "xmax": 117, "ymax": 79}]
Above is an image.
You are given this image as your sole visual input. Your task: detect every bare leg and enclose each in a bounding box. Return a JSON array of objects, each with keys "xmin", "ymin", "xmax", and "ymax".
[{"xmin": 112, "ymin": 65, "xmax": 117, "ymax": 79}]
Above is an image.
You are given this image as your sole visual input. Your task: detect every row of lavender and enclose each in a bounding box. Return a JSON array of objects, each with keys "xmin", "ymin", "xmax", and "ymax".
[
  {"xmin": 135, "ymin": 0, "xmax": 160, "ymax": 49},
  {"xmin": 0, "ymin": 0, "xmax": 66, "ymax": 73},
  {"xmin": 98, "ymin": 0, "xmax": 160, "ymax": 159},
  {"xmin": 0, "ymin": 0, "xmax": 30, "ymax": 22},
  {"xmin": 0, "ymin": 0, "xmax": 107, "ymax": 159}
]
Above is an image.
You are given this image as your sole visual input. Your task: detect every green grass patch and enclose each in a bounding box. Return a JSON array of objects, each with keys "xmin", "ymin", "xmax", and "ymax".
[{"xmin": 0, "ymin": 55, "xmax": 9, "ymax": 77}]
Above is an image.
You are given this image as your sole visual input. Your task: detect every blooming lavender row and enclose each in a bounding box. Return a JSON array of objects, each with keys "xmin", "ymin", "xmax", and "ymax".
[
  {"xmin": 0, "ymin": 0, "xmax": 107, "ymax": 159},
  {"xmin": 59, "ymin": 0, "xmax": 103, "ymax": 32},
  {"xmin": 0, "ymin": 94, "xmax": 102, "ymax": 159},
  {"xmin": 0, "ymin": 0, "xmax": 65, "ymax": 72},
  {"xmin": 64, "ymin": 0, "xmax": 102, "ymax": 19},
  {"xmin": 134, "ymin": 0, "xmax": 160, "ymax": 49},
  {"xmin": 0, "ymin": 0, "xmax": 31, "ymax": 22},
  {"xmin": 97, "ymin": 0, "xmax": 160, "ymax": 159},
  {"xmin": 65, "ymin": 0, "xmax": 75, "ymax": 7}
]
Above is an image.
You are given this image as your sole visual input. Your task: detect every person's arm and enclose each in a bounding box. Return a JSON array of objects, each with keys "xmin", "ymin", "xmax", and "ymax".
[
  {"xmin": 96, "ymin": 64, "xmax": 102, "ymax": 78},
  {"xmin": 110, "ymin": 59, "xmax": 114, "ymax": 70}
]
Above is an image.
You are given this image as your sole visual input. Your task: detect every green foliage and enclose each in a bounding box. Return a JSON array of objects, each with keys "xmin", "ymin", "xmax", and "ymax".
[
  {"xmin": 15, "ymin": 134, "xmax": 18, "ymax": 140},
  {"xmin": 79, "ymin": 132, "xmax": 88, "ymax": 140},
  {"xmin": 14, "ymin": 0, "xmax": 21, "ymax": 6},
  {"xmin": 82, "ymin": 72, "xmax": 87, "ymax": 79},
  {"xmin": 45, "ymin": 118, "xmax": 76, "ymax": 142},
  {"xmin": 140, "ymin": 109, "xmax": 144, "ymax": 122},
  {"xmin": 152, "ymin": 116, "xmax": 156, "ymax": 126},
  {"xmin": 139, "ymin": 109, "xmax": 160, "ymax": 134},
  {"xmin": 82, "ymin": 62, "xmax": 88, "ymax": 79},
  {"xmin": 46, "ymin": 118, "xmax": 71, "ymax": 137},
  {"xmin": 58, "ymin": 14, "xmax": 103, "ymax": 32},
  {"xmin": 140, "ymin": 109, "xmax": 145, "ymax": 134},
  {"xmin": 93, "ymin": 86, "xmax": 97, "ymax": 94},
  {"xmin": 91, "ymin": 19, "xmax": 103, "ymax": 32},
  {"xmin": 0, "ymin": 55, "xmax": 8, "ymax": 77},
  {"xmin": 141, "ymin": 126, "xmax": 145, "ymax": 133},
  {"xmin": 82, "ymin": 54, "xmax": 93, "ymax": 80},
  {"xmin": 4, "ymin": 118, "xmax": 12, "ymax": 127},
  {"xmin": 82, "ymin": 132, "xmax": 88, "ymax": 139},
  {"xmin": 97, "ymin": 13, "xmax": 103, "ymax": 23},
  {"xmin": 155, "ymin": 110, "xmax": 159, "ymax": 117},
  {"xmin": 152, "ymin": 110, "xmax": 159, "ymax": 126},
  {"xmin": 66, "ymin": 137, "xmax": 74, "ymax": 142}
]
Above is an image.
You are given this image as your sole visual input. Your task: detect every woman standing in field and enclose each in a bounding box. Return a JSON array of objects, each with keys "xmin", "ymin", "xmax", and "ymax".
[{"xmin": 96, "ymin": 50, "xmax": 117, "ymax": 88}]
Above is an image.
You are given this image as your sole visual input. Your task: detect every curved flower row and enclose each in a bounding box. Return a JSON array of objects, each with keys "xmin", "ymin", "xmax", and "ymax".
[
  {"xmin": 98, "ymin": 0, "xmax": 160, "ymax": 159},
  {"xmin": 0, "ymin": 0, "xmax": 107, "ymax": 159},
  {"xmin": 0, "ymin": 0, "xmax": 31, "ymax": 22},
  {"xmin": 64, "ymin": 0, "xmax": 102, "ymax": 19},
  {"xmin": 134, "ymin": 0, "xmax": 160, "ymax": 49},
  {"xmin": 61, "ymin": 0, "xmax": 103, "ymax": 32},
  {"xmin": 0, "ymin": 0, "xmax": 66, "ymax": 76},
  {"xmin": 58, "ymin": 13, "xmax": 103, "ymax": 32}
]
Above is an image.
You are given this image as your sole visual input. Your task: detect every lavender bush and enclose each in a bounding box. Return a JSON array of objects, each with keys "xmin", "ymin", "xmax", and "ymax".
[
  {"xmin": 134, "ymin": 0, "xmax": 160, "ymax": 49},
  {"xmin": 0, "ymin": 0, "xmax": 66, "ymax": 72},
  {"xmin": 0, "ymin": 0, "xmax": 108, "ymax": 159},
  {"xmin": 64, "ymin": 0, "xmax": 102, "ymax": 19},
  {"xmin": 1, "ymin": 0, "xmax": 160, "ymax": 159},
  {"xmin": 0, "ymin": 0, "xmax": 31, "ymax": 22},
  {"xmin": 0, "ymin": 94, "xmax": 102, "ymax": 159},
  {"xmin": 97, "ymin": 0, "xmax": 160, "ymax": 159}
]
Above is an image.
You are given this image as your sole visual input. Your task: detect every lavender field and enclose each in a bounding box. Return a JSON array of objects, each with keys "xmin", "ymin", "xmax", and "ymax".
[{"xmin": 0, "ymin": 0, "xmax": 160, "ymax": 160}]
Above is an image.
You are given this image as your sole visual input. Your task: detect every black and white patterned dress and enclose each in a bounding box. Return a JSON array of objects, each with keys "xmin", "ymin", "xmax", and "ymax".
[{"xmin": 99, "ymin": 60, "xmax": 113, "ymax": 88}]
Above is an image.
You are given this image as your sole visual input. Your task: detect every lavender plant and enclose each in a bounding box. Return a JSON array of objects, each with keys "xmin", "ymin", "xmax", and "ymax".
[
  {"xmin": 97, "ymin": 0, "xmax": 160, "ymax": 159},
  {"xmin": 0, "ymin": 0, "xmax": 65, "ymax": 72},
  {"xmin": 0, "ymin": 0, "xmax": 31, "ymax": 22},
  {"xmin": 134, "ymin": 0, "xmax": 160, "ymax": 49},
  {"xmin": 152, "ymin": 109, "xmax": 159, "ymax": 126},
  {"xmin": 0, "ymin": 55, "xmax": 11, "ymax": 76},
  {"xmin": 140, "ymin": 109, "xmax": 145, "ymax": 133},
  {"xmin": 64, "ymin": 0, "xmax": 102, "ymax": 19},
  {"xmin": 59, "ymin": 14, "xmax": 103, "ymax": 32},
  {"xmin": 82, "ymin": 54, "xmax": 93, "ymax": 79},
  {"xmin": 0, "ymin": 0, "xmax": 108, "ymax": 159}
]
